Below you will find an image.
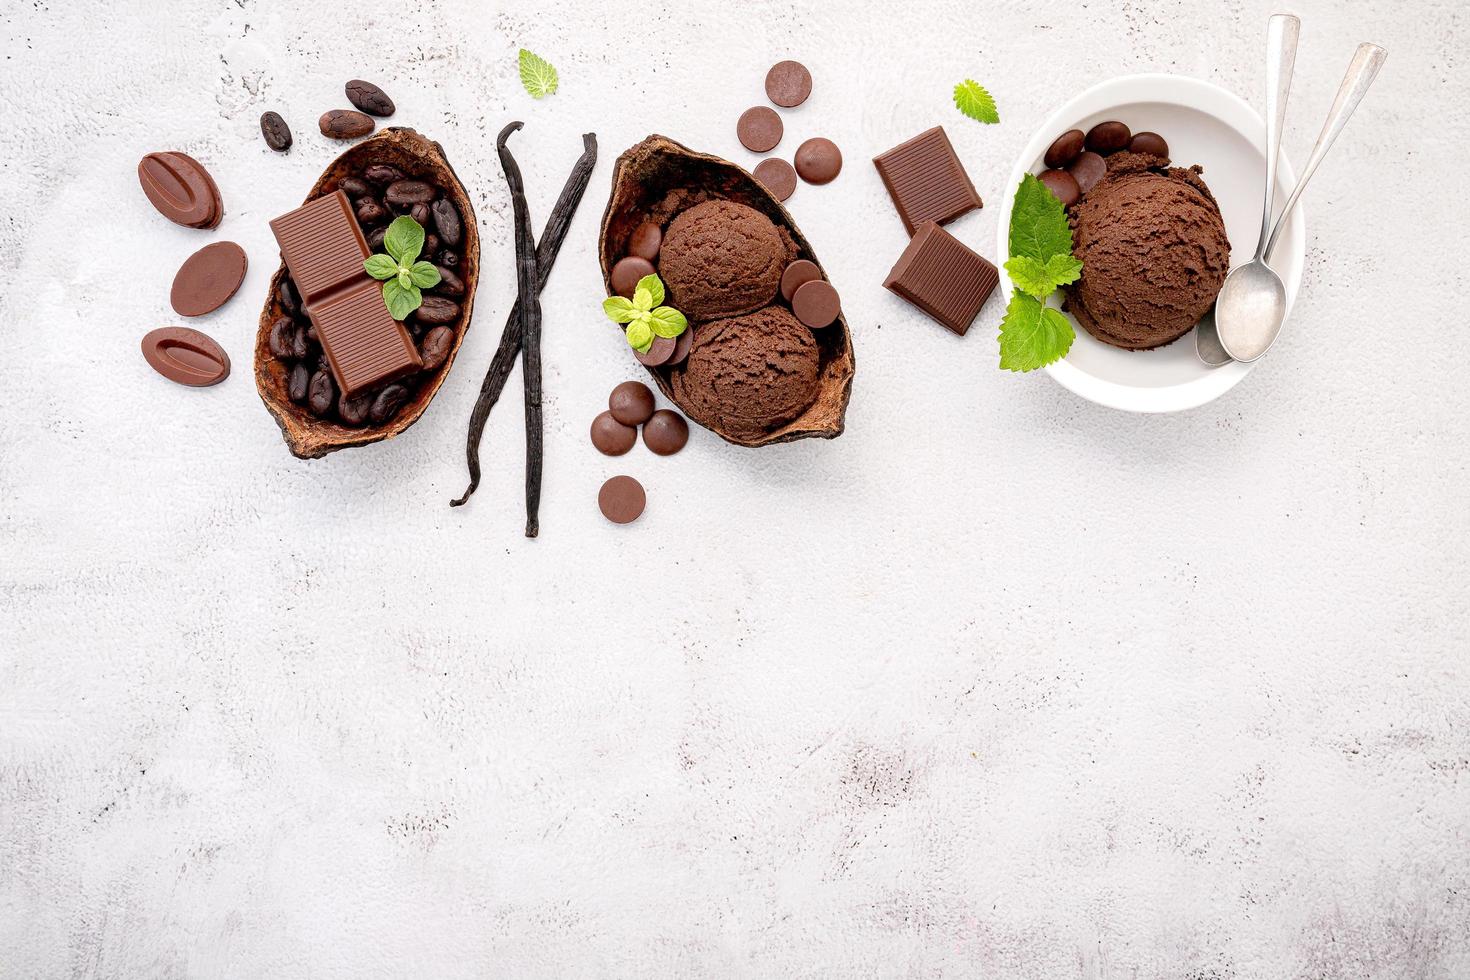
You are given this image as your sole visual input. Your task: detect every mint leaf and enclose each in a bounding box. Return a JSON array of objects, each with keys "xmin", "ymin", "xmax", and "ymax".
[
  {"xmin": 364, "ymin": 254, "xmax": 398, "ymax": 280},
  {"xmin": 954, "ymin": 80, "xmax": 999, "ymax": 124},
  {"xmin": 408, "ymin": 260, "xmax": 441, "ymax": 289},
  {"xmin": 625, "ymin": 319, "xmax": 653, "ymax": 353},
  {"xmin": 998, "ymin": 290, "xmax": 1074, "ymax": 372},
  {"xmin": 632, "ymin": 286, "xmax": 653, "ymax": 313},
  {"xmin": 384, "ymin": 216, "xmax": 424, "ymax": 264},
  {"xmin": 637, "ymin": 273, "xmax": 664, "ymax": 308},
  {"xmin": 382, "ymin": 278, "xmax": 422, "ymax": 321},
  {"xmin": 648, "ymin": 306, "xmax": 687, "ymax": 338},
  {"xmin": 518, "ymin": 49, "xmax": 559, "ymax": 98},
  {"xmin": 603, "ymin": 296, "xmax": 637, "ymax": 323},
  {"xmin": 1004, "ymin": 253, "xmax": 1082, "ymax": 299},
  {"xmin": 1008, "ymin": 173, "xmax": 1074, "ymax": 265}
]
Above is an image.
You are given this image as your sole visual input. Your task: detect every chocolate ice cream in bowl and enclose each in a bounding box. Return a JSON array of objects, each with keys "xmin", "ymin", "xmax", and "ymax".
[{"xmin": 996, "ymin": 74, "xmax": 1307, "ymax": 412}]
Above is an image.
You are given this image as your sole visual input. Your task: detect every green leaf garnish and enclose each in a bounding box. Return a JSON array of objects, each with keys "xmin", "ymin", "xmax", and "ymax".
[
  {"xmin": 632, "ymin": 286, "xmax": 653, "ymax": 312},
  {"xmin": 1008, "ymin": 173, "xmax": 1074, "ymax": 264},
  {"xmin": 998, "ymin": 290, "xmax": 1074, "ymax": 372},
  {"xmin": 636, "ymin": 273, "xmax": 664, "ymax": 308},
  {"xmin": 408, "ymin": 261, "xmax": 441, "ymax": 289},
  {"xmin": 363, "ymin": 217, "xmax": 432, "ymax": 319},
  {"xmin": 954, "ymin": 80, "xmax": 999, "ymax": 124},
  {"xmin": 1004, "ymin": 253, "xmax": 1082, "ymax": 299},
  {"xmin": 364, "ymin": 254, "xmax": 399, "ymax": 280},
  {"xmin": 625, "ymin": 319, "xmax": 654, "ymax": 353},
  {"xmin": 602, "ymin": 272, "xmax": 687, "ymax": 349},
  {"xmin": 518, "ymin": 49, "xmax": 559, "ymax": 99},
  {"xmin": 648, "ymin": 306, "xmax": 687, "ymax": 339},
  {"xmin": 603, "ymin": 296, "xmax": 638, "ymax": 323},
  {"xmin": 383, "ymin": 216, "xmax": 424, "ymax": 264},
  {"xmin": 382, "ymin": 278, "xmax": 422, "ymax": 321}
]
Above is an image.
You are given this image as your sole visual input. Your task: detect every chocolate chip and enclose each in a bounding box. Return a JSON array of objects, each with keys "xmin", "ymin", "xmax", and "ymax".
[
  {"xmin": 738, "ymin": 106, "xmax": 783, "ymax": 153},
  {"xmin": 137, "ymin": 152, "xmax": 221, "ymax": 229},
  {"xmin": 319, "ymin": 109, "xmax": 374, "ymax": 140},
  {"xmin": 627, "ymin": 222, "xmax": 662, "ymax": 261},
  {"xmin": 591, "ymin": 411, "xmax": 638, "ymax": 456},
  {"xmin": 259, "ymin": 111, "xmax": 292, "ymax": 152},
  {"xmin": 635, "ymin": 335, "xmax": 676, "ymax": 367},
  {"xmin": 780, "ymin": 259, "xmax": 822, "ymax": 302},
  {"xmin": 1044, "ymin": 129, "xmax": 1084, "ymax": 169},
  {"xmin": 765, "ymin": 60, "xmax": 812, "ymax": 107},
  {"xmin": 1037, "ymin": 168, "xmax": 1080, "ymax": 208},
  {"xmin": 609, "ymin": 380, "xmax": 656, "ymax": 426},
  {"xmin": 611, "ymin": 256, "xmax": 656, "ymax": 298},
  {"xmin": 170, "ymin": 241, "xmax": 248, "ymax": 317},
  {"xmin": 666, "ymin": 327, "xmax": 693, "ymax": 367},
  {"xmin": 1068, "ymin": 151, "xmax": 1106, "ymax": 194},
  {"xmin": 1085, "ymin": 120, "xmax": 1131, "ymax": 155},
  {"xmin": 140, "ymin": 327, "xmax": 230, "ymax": 387},
  {"xmin": 1129, "ymin": 131, "xmax": 1169, "ymax": 158},
  {"xmin": 753, "ymin": 158, "xmax": 797, "ymax": 202},
  {"xmin": 792, "ymin": 279, "xmax": 841, "ymax": 329},
  {"xmin": 345, "ymin": 79, "xmax": 395, "ymax": 117},
  {"xmin": 794, "ymin": 138, "xmax": 842, "ymax": 184},
  {"xmin": 642, "ymin": 410, "xmax": 689, "ymax": 456},
  {"xmin": 598, "ymin": 475, "xmax": 646, "ymax": 524}
]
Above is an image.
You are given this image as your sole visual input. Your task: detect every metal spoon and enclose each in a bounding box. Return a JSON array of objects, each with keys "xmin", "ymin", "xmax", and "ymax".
[
  {"xmin": 1197, "ymin": 13, "xmax": 1299, "ymax": 367},
  {"xmin": 1213, "ymin": 39, "xmax": 1388, "ymax": 363}
]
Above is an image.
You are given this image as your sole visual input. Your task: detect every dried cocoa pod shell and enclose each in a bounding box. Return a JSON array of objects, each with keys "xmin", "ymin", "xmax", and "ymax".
[
  {"xmin": 598, "ymin": 135, "xmax": 854, "ymax": 448},
  {"xmin": 254, "ymin": 127, "xmax": 480, "ymax": 459}
]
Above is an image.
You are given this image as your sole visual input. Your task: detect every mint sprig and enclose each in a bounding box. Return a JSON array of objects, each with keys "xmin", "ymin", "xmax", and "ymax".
[
  {"xmin": 518, "ymin": 49, "xmax": 559, "ymax": 99},
  {"xmin": 603, "ymin": 273, "xmax": 687, "ymax": 353},
  {"xmin": 999, "ymin": 173, "xmax": 1078, "ymax": 372},
  {"xmin": 954, "ymin": 80, "xmax": 999, "ymax": 124},
  {"xmin": 364, "ymin": 216, "xmax": 440, "ymax": 320}
]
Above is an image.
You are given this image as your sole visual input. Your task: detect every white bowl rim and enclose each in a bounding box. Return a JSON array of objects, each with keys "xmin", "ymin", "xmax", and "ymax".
[{"xmin": 995, "ymin": 72, "xmax": 1306, "ymax": 413}]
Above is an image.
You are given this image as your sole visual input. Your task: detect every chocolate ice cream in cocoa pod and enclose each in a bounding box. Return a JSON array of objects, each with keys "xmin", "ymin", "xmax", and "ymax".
[
  {"xmin": 254, "ymin": 127, "xmax": 480, "ymax": 458},
  {"xmin": 598, "ymin": 135, "xmax": 854, "ymax": 448}
]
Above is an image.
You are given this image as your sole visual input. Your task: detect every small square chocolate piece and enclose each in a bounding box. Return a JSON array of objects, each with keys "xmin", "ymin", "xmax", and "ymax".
[
  {"xmin": 306, "ymin": 280, "xmax": 422, "ymax": 396},
  {"xmin": 873, "ymin": 126, "xmax": 983, "ymax": 234},
  {"xmin": 269, "ymin": 191, "xmax": 369, "ymax": 303},
  {"xmin": 884, "ymin": 221, "xmax": 999, "ymax": 336}
]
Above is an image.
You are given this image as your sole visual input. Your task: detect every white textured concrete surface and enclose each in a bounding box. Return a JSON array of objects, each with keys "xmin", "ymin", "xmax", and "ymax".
[{"xmin": 2, "ymin": 0, "xmax": 1468, "ymax": 976}]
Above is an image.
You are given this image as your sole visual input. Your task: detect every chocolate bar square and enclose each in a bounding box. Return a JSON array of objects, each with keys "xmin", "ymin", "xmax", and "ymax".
[
  {"xmin": 883, "ymin": 221, "xmax": 999, "ymax": 336},
  {"xmin": 873, "ymin": 126, "xmax": 983, "ymax": 234}
]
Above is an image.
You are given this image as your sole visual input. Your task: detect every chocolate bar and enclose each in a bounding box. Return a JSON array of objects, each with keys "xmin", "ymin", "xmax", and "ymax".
[
  {"xmin": 883, "ymin": 221, "xmax": 998, "ymax": 336},
  {"xmin": 872, "ymin": 126, "xmax": 983, "ymax": 235},
  {"xmin": 269, "ymin": 190, "xmax": 421, "ymax": 395}
]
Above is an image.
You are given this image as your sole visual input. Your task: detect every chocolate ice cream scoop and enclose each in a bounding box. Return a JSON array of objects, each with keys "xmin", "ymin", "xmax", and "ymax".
[
  {"xmin": 670, "ymin": 306, "xmax": 820, "ymax": 440},
  {"xmin": 658, "ymin": 200, "xmax": 789, "ymax": 320},
  {"xmin": 1064, "ymin": 152, "xmax": 1230, "ymax": 351}
]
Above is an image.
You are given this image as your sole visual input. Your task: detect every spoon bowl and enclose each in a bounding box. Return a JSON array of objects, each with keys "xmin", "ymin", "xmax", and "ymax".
[{"xmin": 1215, "ymin": 260, "xmax": 1288, "ymax": 362}]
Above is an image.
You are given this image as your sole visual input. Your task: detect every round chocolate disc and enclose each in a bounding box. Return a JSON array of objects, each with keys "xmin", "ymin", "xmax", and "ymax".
[
  {"xmin": 666, "ymin": 327, "xmax": 694, "ymax": 367},
  {"xmin": 792, "ymin": 279, "xmax": 841, "ymax": 329},
  {"xmin": 627, "ymin": 221, "xmax": 663, "ymax": 261},
  {"xmin": 1068, "ymin": 151, "xmax": 1107, "ymax": 194},
  {"xmin": 1129, "ymin": 131, "xmax": 1169, "ymax": 158},
  {"xmin": 611, "ymin": 256, "xmax": 656, "ymax": 298},
  {"xmin": 1044, "ymin": 129, "xmax": 1085, "ymax": 169},
  {"xmin": 794, "ymin": 138, "xmax": 842, "ymax": 184},
  {"xmin": 1037, "ymin": 169, "xmax": 1081, "ymax": 208},
  {"xmin": 1085, "ymin": 120, "xmax": 1132, "ymax": 155},
  {"xmin": 170, "ymin": 241, "xmax": 248, "ymax": 317},
  {"xmin": 590, "ymin": 410, "xmax": 637, "ymax": 456},
  {"xmin": 738, "ymin": 106, "xmax": 783, "ymax": 153},
  {"xmin": 634, "ymin": 335, "xmax": 676, "ymax": 367},
  {"xmin": 609, "ymin": 380, "xmax": 656, "ymax": 426},
  {"xmin": 780, "ymin": 259, "xmax": 822, "ymax": 302},
  {"xmin": 765, "ymin": 60, "xmax": 813, "ymax": 107},
  {"xmin": 753, "ymin": 158, "xmax": 798, "ymax": 202},
  {"xmin": 598, "ymin": 475, "xmax": 646, "ymax": 525},
  {"xmin": 643, "ymin": 409, "xmax": 689, "ymax": 456}
]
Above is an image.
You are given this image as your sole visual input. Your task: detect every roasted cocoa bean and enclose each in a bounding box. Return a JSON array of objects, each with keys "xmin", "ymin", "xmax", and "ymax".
[
  {"xmin": 305, "ymin": 324, "xmax": 319, "ymax": 344},
  {"xmin": 419, "ymin": 326, "xmax": 455, "ymax": 372},
  {"xmin": 259, "ymin": 111, "xmax": 292, "ymax": 152},
  {"xmin": 278, "ymin": 277, "xmax": 301, "ymax": 315},
  {"xmin": 384, "ymin": 180, "xmax": 435, "ymax": 207},
  {"xmin": 430, "ymin": 199, "xmax": 462, "ymax": 247},
  {"xmin": 307, "ymin": 369, "xmax": 337, "ymax": 416},
  {"xmin": 413, "ymin": 295, "xmax": 460, "ymax": 325},
  {"xmin": 319, "ymin": 109, "xmax": 374, "ymax": 140},
  {"xmin": 369, "ymin": 383, "xmax": 410, "ymax": 423},
  {"xmin": 318, "ymin": 353, "xmax": 332, "ymax": 373},
  {"xmin": 268, "ymin": 316, "xmax": 295, "ymax": 359},
  {"xmin": 431, "ymin": 265, "xmax": 464, "ymax": 297},
  {"xmin": 287, "ymin": 362, "xmax": 310, "ymax": 403},
  {"xmin": 410, "ymin": 202, "xmax": 430, "ymax": 226},
  {"xmin": 362, "ymin": 163, "xmax": 403, "ymax": 184},
  {"xmin": 356, "ymin": 197, "xmax": 389, "ymax": 225},
  {"xmin": 367, "ymin": 226, "xmax": 387, "ymax": 251},
  {"xmin": 290, "ymin": 325, "xmax": 311, "ymax": 360},
  {"xmin": 437, "ymin": 249, "xmax": 459, "ymax": 268},
  {"xmin": 345, "ymin": 79, "xmax": 395, "ymax": 117},
  {"xmin": 423, "ymin": 233, "xmax": 439, "ymax": 257},
  {"xmin": 338, "ymin": 389, "xmax": 372, "ymax": 426},
  {"xmin": 339, "ymin": 176, "xmax": 371, "ymax": 197}
]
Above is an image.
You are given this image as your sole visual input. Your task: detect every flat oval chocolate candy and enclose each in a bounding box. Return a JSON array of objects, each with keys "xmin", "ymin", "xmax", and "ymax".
[
  {"xmin": 141, "ymin": 326, "xmax": 230, "ymax": 386},
  {"xmin": 171, "ymin": 241, "xmax": 248, "ymax": 317},
  {"xmin": 138, "ymin": 151, "xmax": 221, "ymax": 228}
]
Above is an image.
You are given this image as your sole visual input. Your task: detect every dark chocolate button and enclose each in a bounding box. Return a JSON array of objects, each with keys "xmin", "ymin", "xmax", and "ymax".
[
  {"xmin": 170, "ymin": 241, "xmax": 248, "ymax": 317},
  {"xmin": 138, "ymin": 152, "xmax": 221, "ymax": 229},
  {"xmin": 643, "ymin": 410, "xmax": 689, "ymax": 456},
  {"xmin": 627, "ymin": 222, "xmax": 662, "ymax": 261},
  {"xmin": 1037, "ymin": 169, "xmax": 1080, "ymax": 208},
  {"xmin": 753, "ymin": 158, "xmax": 797, "ymax": 202},
  {"xmin": 738, "ymin": 106, "xmax": 783, "ymax": 153},
  {"xmin": 1044, "ymin": 129, "xmax": 1085, "ymax": 169},
  {"xmin": 792, "ymin": 279, "xmax": 841, "ymax": 329},
  {"xmin": 141, "ymin": 326, "xmax": 231, "ymax": 387},
  {"xmin": 609, "ymin": 380, "xmax": 656, "ymax": 426},
  {"xmin": 780, "ymin": 259, "xmax": 822, "ymax": 301},
  {"xmin": 794, "ymin": 138, "xmax": 842, "ymax": 184},
  {"xmin": 1129, "ymin": 131, "xmax": 1169, "ymax": 158},
  {"xmin": 634, "ymin": 335, "xmax": 676, "ymax": 367},
  {"xmin": 765, "ymin": 60, "xmax": 812, "ymax": 108},
  {"xmin": 591, "ymin": 410, "xmax": 637, "ymax": 456},
  {"xmin": 667, "ymin": 327, "xmax": 693, "ymax": 367},
  {"xmin": 1085, "ymin": 120, "xmax": 1131, "ymax": 155},
  {"xmin": 1068, "ymin": 151, "xmax": 1106, "ymax": 194},
  {"xmin": 598, "ymin": 475, "xmax": 646, "ymax": 525},
  {"xmin": 611, "ymin": 256, "xmax": 656, "ymax": 298}
]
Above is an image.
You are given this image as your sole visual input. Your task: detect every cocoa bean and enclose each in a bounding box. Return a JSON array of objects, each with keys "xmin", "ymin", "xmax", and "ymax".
[
  {"xmin": 287, "ymin": 362, "xmax": 310, "ymax": 403},
  {"xmin": 319, "ymin": 109, "xmax": 374, "ymax": 140},
  {"xmin": 419, "ymin": 326, "xmax": 455, "ymax": 372},
  {"xmin": 345, "ymin": 79, "xmax": 395, "ymax": 117},
  {"xmin": 384, "ymin": 180, "xmax": 435, "ymax": 206},
  {"xmin": 369, "ymin": 383, "xmax": 410, "ymax": 423},
  {"xmin": 413, "ymin": 295, "xmax": 460, "ymax": 324},
  {"xmin": 307, "ymin": 370, "xmax": 337, "ymax": 416},
  {"xmin": 259, "ymin": 111, "xmax": 292, "ymax": 152},
  {"xmin": 430, "ymin": 199, "xmax": 462, "ymax": 247}
]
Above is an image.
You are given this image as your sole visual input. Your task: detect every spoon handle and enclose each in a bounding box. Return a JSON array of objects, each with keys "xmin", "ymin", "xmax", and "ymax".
[
  {"xmin": 1265, "ymin": 42, "xmax": 1388, "ymax": 258},
  {"xmin": 1256, "ymin": 14, "xmax": 1300, "ymax": 262}
]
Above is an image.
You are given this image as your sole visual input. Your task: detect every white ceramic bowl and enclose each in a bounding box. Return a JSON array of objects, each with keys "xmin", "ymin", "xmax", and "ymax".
[{"xmin": 995, "ymin": 74, "xmax": 1306, "ymax": 413}]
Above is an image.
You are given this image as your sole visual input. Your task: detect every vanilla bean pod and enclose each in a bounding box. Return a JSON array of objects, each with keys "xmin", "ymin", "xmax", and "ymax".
[{"xmin": 451, "ymin": 132, "xmax": 597, "ymax": 509}]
